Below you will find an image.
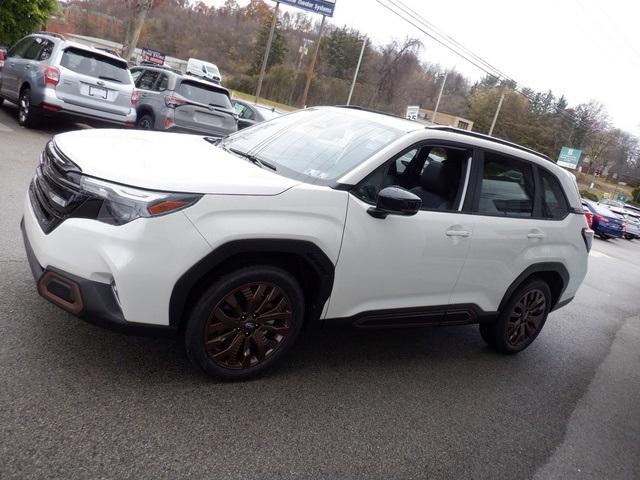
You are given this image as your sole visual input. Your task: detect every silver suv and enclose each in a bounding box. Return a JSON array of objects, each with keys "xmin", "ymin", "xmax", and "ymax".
[
  {"xmin": 0, "ymin": 32, "xmax": 136, "ymax": 128},
  {"xmin": 130, "ymin": 65, "xmax": 237, "ymax": 137}
]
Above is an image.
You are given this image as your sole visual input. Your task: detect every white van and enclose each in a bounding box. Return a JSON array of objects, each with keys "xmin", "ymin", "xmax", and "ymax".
[{"xmin": 185, "ymin": 58, "xmax": 222, "ymax": 84}]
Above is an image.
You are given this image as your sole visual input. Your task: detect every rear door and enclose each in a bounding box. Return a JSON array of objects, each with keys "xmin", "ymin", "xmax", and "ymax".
[
  {"xmin": 55, "ymin": 47, "xmax": 132, "ymax": 116},
  {"xmin": 451, "ymin": 150, "xmax": 538, "ymax": 311},
  {"xmin": 1, "ymin": 37, "xmax": 34, "ymax": 99},
  {"xmin": 173, "ymin": 79, "xmax": 237, "ymax": 136}
]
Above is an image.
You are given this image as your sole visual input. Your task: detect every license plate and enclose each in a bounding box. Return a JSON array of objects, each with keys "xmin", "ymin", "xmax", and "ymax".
[{"xmin": 88, "ymin": 86, "xmax": 108, "ymax": 99}]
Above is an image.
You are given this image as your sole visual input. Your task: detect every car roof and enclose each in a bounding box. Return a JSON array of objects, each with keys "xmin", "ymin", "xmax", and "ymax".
[{"xmin": 326, "ymin": 106, "xmax": 425, "ymax": 133}]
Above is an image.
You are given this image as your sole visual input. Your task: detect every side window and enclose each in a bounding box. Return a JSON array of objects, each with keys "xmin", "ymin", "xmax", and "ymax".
[
  {"xmin": 37, "ymin": 40, "xmax": 54, "ymax": 61},
  {"xmin": 24, "ymin": 37, "xmax": 45, "ymax": 60},
  {"xmin": 137, "ymin": 70, "xmax": 160, "ymax": 90},
  {"xmin": 9, "ymin": 38, "xmax": 34, "ymax": 59},
  {"xmin": 354, "ymin": 145, "xmax": 470, "ymax": 211},
  {"xmin": 477, "ymin": 152, "xmax": 534, "ymax": 217},
  {"xmin": 155, "ymin": 74, "xmax": 169, "ymax": 91},
  {"xmin": 395, "ymin": 149, "xmax": 417, "ymax": 175},
  {"xmin": 130, "ymin": 68, "xmax": 144, "ymax": 83},
  {"xmin": 540, "ymin": 169, "xmax": 569, "ymax": 219}
]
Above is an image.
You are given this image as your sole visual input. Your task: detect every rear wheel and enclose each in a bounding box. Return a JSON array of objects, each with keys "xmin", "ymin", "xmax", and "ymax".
[
  {"xmin": 480, "ymin": 279, "xmax": 551, "ymax": 354},
  {"xmin": 136, "ymin": 113, "xmax": 154, "ymax": 130},
  {"xmin": 18, "ymin": 88, "xmax": 39, "ymax": 128},
  {"xmin": 184, "ymin": 266, "xmax": 304, "ymax": 380}
]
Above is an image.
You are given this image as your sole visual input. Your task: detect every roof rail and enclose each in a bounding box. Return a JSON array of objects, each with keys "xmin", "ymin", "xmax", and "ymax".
[
  {"xmin": 335, "ymin": 105, "xmax": 407, "ymax": 120},
  {"xmin": 426, "ymin": 125, "xmax": 553, "ymax": 162},
  {"xmin": 35, "ymin": 31, "xmax": 66, "ymax": 40}
]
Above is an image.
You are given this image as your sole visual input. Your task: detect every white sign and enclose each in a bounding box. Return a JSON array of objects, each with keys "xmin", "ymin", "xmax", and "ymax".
[{"xmin": 406, "ymin": 105, "xmax": 420, "ymax": 121}]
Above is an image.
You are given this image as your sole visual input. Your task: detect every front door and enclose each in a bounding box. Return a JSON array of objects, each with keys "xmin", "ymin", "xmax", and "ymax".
[{"xmin": 325, "ymin": 144, "xmax": 476, "ymax": 325}]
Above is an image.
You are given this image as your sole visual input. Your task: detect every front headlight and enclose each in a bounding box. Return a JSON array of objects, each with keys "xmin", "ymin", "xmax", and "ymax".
[{"xmin": 79, "ymin": 176, "xmax": 202, "ymax": 225}]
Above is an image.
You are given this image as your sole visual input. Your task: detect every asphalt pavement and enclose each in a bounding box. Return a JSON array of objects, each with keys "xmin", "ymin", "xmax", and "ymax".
[{"xmin": 1, "ymin": 102, "xmax": 639, "ymax": 479}]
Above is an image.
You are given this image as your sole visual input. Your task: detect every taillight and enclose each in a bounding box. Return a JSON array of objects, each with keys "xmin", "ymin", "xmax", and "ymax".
[
  {"xmin": 582, "ymin": 228, "xmax": 594, "ymax": 252},
  {"xmin": 164, "ymin": 94, "xmax": 187, "ymax": 108},
  {"xmin": 593, "ymin": 214, "xmax": 607, "ymax": 224},
  {"xmin": 131, "ymin": 89, "xmax": 140, "ymax": 107},
  {"xmin": 584, "ymin": 212, "xmax": 593, "ymax": 228},
  {"xmin": 43, "ymin": 66, "xmax": 60, "ymax": 87}
]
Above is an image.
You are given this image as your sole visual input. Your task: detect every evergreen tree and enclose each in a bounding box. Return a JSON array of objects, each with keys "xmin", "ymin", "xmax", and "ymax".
[{"xmin": 248, "ymin": 14, "xmax": 288, "ymax": 75}]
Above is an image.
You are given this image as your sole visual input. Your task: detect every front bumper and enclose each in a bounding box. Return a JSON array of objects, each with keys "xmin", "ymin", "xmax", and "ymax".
[
  {"xmin": 21, "ymin": 219, "xmax": 173, "ymax": 335},
  {"xmin": 22, "ymin": 192, "xmax": 212, "ymax": 328}
]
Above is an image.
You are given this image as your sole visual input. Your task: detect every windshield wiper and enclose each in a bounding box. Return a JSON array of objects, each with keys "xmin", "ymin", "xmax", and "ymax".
[
  {"xmin": 97, "ymin": 76, "xmax": 122, "ymax": 83},
  {"xmin": 228, "ymin": 147, "xmax": 277, "ymax": 171}
]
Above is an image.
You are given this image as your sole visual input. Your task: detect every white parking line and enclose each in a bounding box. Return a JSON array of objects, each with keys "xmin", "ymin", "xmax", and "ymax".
[{"xmin": 590, "ymin": 250, "xmax": 611, "ymax": 258}]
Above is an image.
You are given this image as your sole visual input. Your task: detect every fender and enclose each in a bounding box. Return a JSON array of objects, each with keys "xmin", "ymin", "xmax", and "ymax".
[
  {"xmin": 498, "ymin": 262, "xmax": 569, "ymax": 312},
  {"xmin": 169, "ymin": 238, "xmax": 335, "ymax": 328}
]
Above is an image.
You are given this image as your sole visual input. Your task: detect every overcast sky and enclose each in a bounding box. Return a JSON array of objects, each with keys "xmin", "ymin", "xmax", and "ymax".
[{"xmin": 208, "ymin": 0, "xmax": 640, "ymax": 135}]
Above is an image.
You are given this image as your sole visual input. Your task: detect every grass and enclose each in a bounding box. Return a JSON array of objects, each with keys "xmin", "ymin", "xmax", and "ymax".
[
  {"xmin": 575, "ymin": 171, "xmax": 634, "ymax": 201},
  {"xmin": 230, "ymin": 90, "xmax": 296, "ymax": 112}
]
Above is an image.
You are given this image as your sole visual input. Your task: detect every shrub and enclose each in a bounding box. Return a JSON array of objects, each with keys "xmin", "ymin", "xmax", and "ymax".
[{"xmin": 580, "ymin": 190, "xmax": 599, "ymax": 202}]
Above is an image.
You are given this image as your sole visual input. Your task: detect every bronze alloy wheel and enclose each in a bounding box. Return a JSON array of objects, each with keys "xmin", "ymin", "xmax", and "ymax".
[
  {"xmin": 506, "ymin": 288, "xmax": 546, "ymax": 348},
  {"xmin": 203, "ymin": 282, "xmax": 292, "ymax": 369}
]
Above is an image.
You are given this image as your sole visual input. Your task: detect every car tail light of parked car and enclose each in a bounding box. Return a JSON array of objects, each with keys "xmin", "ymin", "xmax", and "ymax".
[
  {"xmin": 164, "ymin": 94, "xmax": 187, "ymax": 108},
  {"xmin": 43, "ymin": 66, "xmax": 60, "ymax": 87},
  {"xmin": 593, "ymin": 214, "xmax": 607, "ymax": 224},
  {"xmin": 0, "ymin": 50, "xmax": 5, "ymax": 68},
  {"xmin": 131, "ymin": 89, "xmax": 140, "ymax": 107},
  {"xmin": 583, "ymin": 211, "xmax": 593, "ymax": 228}
]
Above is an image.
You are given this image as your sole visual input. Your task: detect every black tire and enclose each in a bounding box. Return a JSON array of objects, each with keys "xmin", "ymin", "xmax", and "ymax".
[
  {"xmin": 480, "ymin": 279, "xmax": 552, "ymax": 354},
  {"xmin": 184, "ymin": 266, "xmax": 304, "ymax": 380},
  {"xmin": 18, "ymin": 87, "xmax": 39, "ymax": 128},
  {"xmin": 136, "ymin": 112, "xmax": 154, "ymax": 130}
]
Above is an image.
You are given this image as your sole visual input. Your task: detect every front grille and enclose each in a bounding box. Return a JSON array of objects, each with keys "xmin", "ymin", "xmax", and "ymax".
[{"xmin": 29, "ymin": 142, "xmax": 87, "ymax": 234}]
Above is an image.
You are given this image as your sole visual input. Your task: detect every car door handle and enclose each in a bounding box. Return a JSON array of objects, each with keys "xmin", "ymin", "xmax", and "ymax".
[
  {"xmin": 445, "ymin": 230, "xmax": 470, "ymax": 237},
  {"xmin": 527, "ymin": 232, "xmax": 545, "ymax": 239}
]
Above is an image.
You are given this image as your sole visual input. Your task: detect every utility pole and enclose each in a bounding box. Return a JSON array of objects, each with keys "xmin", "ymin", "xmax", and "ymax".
[
  {"xmin": 431, "ymin": 71, "xmax": 447, "ymax": 124},
  {"xmin": 300, "ymin": 15, "xmax": 326, "ymax": 108},
  {"xmin": 488, "ymin": 87, "xmax": 505, "ymax": 136},
  {"xmin": 346, "ymin": 37, "xmax": 367, "ymax": 106},
  {"xmin": 255, "ymin": 1, "xmax": 280, "ymax": 104}
]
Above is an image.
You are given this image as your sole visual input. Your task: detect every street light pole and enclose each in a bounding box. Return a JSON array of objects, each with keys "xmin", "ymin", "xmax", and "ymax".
[
  {"xmin": 432, "ymin": 71, "xmax": 447, "ymax": 124},
  {"xmin": 255, "ymin": 1, "xmax": 280, "ymax": 104},
  {"xmin": 346, "ymin": 37, "xmax": 367, "ymax": 106},
  {"xmin": 488, "ymin": 88, "xmax": 505, "ymax": 136},
  {"xmin": 300, "ymin": 15, "xmax": 326, "ymax": 108}
]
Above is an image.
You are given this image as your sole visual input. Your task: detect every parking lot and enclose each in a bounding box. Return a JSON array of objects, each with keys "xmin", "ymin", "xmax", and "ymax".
[{"xmin": 1, "ymin": 101, "xmax": 639, "ymax": 479}]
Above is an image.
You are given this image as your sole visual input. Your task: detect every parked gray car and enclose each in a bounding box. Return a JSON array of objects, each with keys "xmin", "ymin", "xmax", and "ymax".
[
  {"xmin": 0, "ymin": 32, "xmax": 136, "ymax": 128},
  {"xmin": 130, "ymin": 65, "xmax": 237, "ymax": 136},
  {"xmin": 231, "ymin": 98, "xmax": 283, "ymax": 129}
]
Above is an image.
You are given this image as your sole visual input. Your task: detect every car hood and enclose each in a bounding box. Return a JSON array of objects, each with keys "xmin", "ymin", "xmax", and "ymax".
[{"xmin": 53, "ymin": 129, "xmax": 298, "ymax": 195}]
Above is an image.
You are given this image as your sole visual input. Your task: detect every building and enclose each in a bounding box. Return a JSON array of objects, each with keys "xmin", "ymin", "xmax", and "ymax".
[{"xmin": 418, "ymin": 108, "xmax": 474, "ymax": 131}]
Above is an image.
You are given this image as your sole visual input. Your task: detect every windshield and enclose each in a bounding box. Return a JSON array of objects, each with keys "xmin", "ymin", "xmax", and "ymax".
[
  {"xmin": 222, "ymin": 108, "xmax": 404, "ymax": 184},
  {"xmin": 61, "ymin": 47, "xmax": 131, "ymax": 84},
  {"xmin": 178, "ymin": 80, "xmax": 231, "ymax": 108},
  {"xmin": 205, "ymin": 64, "xmax": 220, "ymax": 76}
]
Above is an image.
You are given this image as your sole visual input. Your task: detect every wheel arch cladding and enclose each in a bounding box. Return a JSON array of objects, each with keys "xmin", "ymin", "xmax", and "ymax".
[
  {"xmin": 169, "ymin": 239, "xmax": 335, "ymax": 329},
  {"xmin": 499, "ymin": 262, "xmax": 568, "ymax": 312}
]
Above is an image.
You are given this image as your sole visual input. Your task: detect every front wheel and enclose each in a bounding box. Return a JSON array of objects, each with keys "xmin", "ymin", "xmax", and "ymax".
[
  {"xmin": 184, "ymin": 266, "xmax": 304, "ymax": 380},
  {"xmin": 480, "ymin": 279, "xmax": 551, "ymax": 354}
]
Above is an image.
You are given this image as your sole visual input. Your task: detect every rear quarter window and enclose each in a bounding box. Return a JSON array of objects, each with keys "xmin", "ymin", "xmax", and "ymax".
[
  {"xmin": 60, "ymin": 47, "xmax": 131, "ymax": 84},
  {"xmin": 540, "ymin": 169, "xmax": 569, "ymax": 219},
  {"xmin": 177, "ymin": 80, "xmax": 231, "ymax": 109}
]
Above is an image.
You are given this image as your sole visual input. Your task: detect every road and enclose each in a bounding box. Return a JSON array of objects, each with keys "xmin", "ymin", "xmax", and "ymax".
[{"xmin": 1, "ymin": 102, "xmax": 639, "ymax": 480}]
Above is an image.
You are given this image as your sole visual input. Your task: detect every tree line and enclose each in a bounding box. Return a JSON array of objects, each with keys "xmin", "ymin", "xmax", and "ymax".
[{"xmin": 9, "ymin": 0, "xmax": 640, "ymax": 182}]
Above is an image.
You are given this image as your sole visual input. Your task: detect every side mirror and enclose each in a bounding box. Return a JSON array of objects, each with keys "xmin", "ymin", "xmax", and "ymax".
[{"xmin": 367, "ymin": 186, "xmax": 422, "ymax": 219}]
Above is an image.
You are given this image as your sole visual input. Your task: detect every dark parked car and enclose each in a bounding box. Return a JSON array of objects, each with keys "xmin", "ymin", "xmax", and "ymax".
[
  {"xmin": 130, "ymin": 65, "xmax": 237, "ymax": 136},
  {"xmin": 582, "ymin": 199, "xmax": 624, "ymax": 239},
  {"xmin": 231, "ymin": 98, "xmax": 283, "ymax": 129}
]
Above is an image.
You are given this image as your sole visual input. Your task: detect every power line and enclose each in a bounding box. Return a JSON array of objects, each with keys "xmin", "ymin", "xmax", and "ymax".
[{"xmin": 375, "ymin": 0, "xmax": 582, "ymax": 125}]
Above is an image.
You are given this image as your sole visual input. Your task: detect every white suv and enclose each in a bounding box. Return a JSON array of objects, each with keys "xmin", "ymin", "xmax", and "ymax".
[{"xmin": 21, "ymin": 107, "xmax": 591, "ymax": 380}]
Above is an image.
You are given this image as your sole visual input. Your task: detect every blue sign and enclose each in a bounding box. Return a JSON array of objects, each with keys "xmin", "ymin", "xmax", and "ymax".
[{"xmin": 279, "ymin": 0, "xmax": 336, "ymax": 17}]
